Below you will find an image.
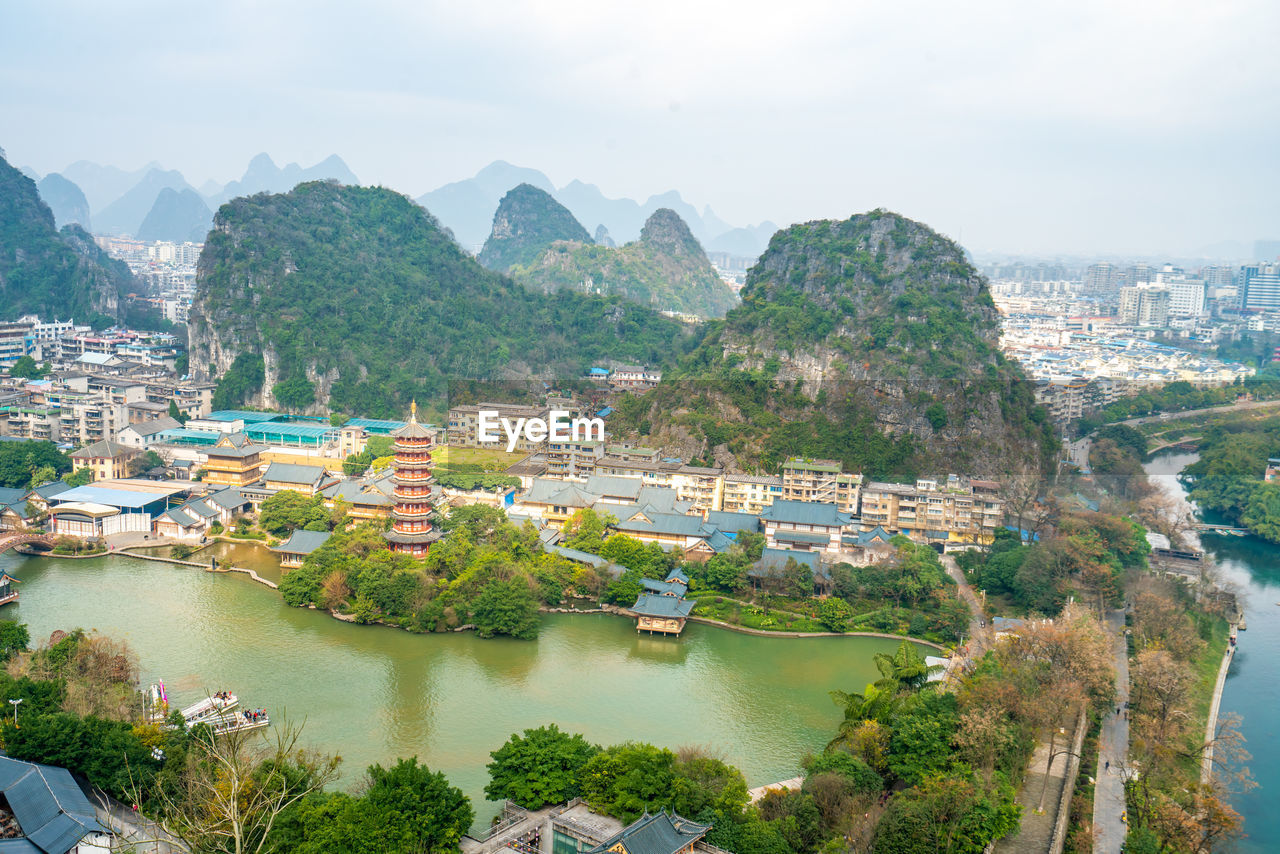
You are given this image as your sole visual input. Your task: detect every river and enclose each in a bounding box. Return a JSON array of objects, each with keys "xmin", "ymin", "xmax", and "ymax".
[
  {"xmin": 1144, "ymin": 452, "xmax": 1279, "ymax": 854},
  {"xmin": 0, "ymin": 548, "xmax": 923, "ymax": 825}
]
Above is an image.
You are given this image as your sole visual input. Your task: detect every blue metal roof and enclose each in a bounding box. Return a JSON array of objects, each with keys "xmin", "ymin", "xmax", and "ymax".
[
  {"xmin": 156, "ymin": 428, "xmax": 221, "ymax": 445},
  {"xmin": 207, "ymin": 410, "xmax": 287, "ymax": 423},
  {"xmin": 53, "ymin": 485, "xmax": 170, "ymax": 510},
  {"xmin": 245, "ymin": 423, "xmax": 336, "ymax": 441},
  {"xmin": 345, "ymin": 417, "xmax": 407, "ymax": 434}
]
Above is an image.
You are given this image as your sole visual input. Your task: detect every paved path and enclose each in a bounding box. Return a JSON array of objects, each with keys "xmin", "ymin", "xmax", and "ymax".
[
  {"xmin": 1201, "ymin": 631, "xmax": 1236, "ymax": 785},
  {"xmin": 994, "ymin": 738, "xmax": 1070, "ymax": 854},
  {"xmin": 1093, "ymin": 609, "xmax": 1130, "ymax": 854},
  {"xmin": 941, "ymin": 555, "xmax": 992, "ymax": 680}
]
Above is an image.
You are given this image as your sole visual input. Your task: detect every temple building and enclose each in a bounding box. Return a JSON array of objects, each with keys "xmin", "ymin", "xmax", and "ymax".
[
  {"xmin": 631, "ymin": 568, "xmax": 696, "ymax": 635},
  {"xmin": 384, "ymin": 402, "xmax": 440, "ymax": 558}
]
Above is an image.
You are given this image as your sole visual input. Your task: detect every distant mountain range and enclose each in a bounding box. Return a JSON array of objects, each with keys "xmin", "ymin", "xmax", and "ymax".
[
  {"xmin": 479, "ymin": 184, "xmax": 738, "ymax": 318},
  {"xmin": 31, "ymin": 153, "xmax": 775, "ymax": 259},
  {"xmin": 37, "ymin": 154, "xmax": 360, "ymax": 241},
  {"xmin": 417, "ymin": 161, "xmax": 778, "ymax": 259}
]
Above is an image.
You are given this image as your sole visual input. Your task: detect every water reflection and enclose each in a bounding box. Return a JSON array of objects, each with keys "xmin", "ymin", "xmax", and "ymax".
[{"xmin": 0, "ymin": 551, "xmax": 921, "ymax": 827}]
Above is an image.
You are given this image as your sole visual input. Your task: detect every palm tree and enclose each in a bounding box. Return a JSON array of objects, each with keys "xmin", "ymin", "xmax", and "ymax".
[{"xmin": 873, "ymin": 640, "xmax": 943, "ymax": 693}]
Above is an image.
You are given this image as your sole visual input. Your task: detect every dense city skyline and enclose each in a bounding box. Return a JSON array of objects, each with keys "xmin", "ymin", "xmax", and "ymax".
[{"xmin": 2, "ymin": 1, "xmax": 1278, "ymax": 256}]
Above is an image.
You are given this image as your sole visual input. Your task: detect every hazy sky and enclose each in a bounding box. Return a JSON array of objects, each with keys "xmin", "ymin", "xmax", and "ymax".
[{"xmin": 2, "ymin": 0, "xmax": 1277, "ymax": 256}]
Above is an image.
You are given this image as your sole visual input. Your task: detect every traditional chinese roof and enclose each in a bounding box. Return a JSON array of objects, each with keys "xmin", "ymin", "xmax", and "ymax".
[
  {"xmin": 391, "ymin": 401, "xmax": 434, "ymax": 440},
  {"xmin": 629, "ymin": 593, "xmax": 695, "ymax": 620},
  {"xmin": 272, "ymin": 529, "xmax": 332, "ymax": 556},
  {"xmin": 0, "ymin": 756, "xmax": 108, "ymax": 854},
  {"xmin": 263, "ymin": 462, "xmax": 329, "ymax": 488},
  {"xmin": 759, "ymin": 499, "xmax": 852, "ymax": 527},
  {"xmin": 584, "ymin": 811, "xmax": 710, "ymax": 854}
]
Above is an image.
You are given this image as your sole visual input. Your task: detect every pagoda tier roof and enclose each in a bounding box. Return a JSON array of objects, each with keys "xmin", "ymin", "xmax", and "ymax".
[{"xmin": 384, "ymin": 529, "xmax": 442, "ymax": 545}]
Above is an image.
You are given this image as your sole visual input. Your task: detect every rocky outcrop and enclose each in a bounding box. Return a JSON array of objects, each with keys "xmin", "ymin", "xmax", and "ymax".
[
  {"xmin": 509, "ymin": 208, "xmax": 739, "ymax": 319},
  {"xmin": 477, "ymin": 183, "xmax": 592, "ymax": 273},
  {"xmin": 189, "ymin": 182, "xmax": 694, "ymax": 416},
  {"xmin": 617, "ymin": 210, "xmax": 1056, "ymax": 477}
]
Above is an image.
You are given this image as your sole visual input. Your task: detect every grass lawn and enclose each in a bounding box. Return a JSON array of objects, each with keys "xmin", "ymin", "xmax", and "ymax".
[{"xmin": 434, "ymin": 445, "xmax": 527, "ymax": 471}]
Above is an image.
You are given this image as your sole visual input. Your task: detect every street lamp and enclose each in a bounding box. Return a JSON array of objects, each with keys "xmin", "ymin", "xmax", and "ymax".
[{"xmin": 9, "ymin": 698, "xmax": 22, "ymax": 728}]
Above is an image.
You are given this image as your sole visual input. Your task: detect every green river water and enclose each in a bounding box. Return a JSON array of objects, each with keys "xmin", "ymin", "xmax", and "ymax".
[{"xmin": 0, "ymin": 547, "xmax": 924, "ymax": 824}]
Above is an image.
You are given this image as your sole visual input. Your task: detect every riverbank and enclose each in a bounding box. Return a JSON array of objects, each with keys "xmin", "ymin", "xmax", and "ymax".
[{"xmin": 1201, "ymin": 628, "xmax": 1237, "ymax": 784}]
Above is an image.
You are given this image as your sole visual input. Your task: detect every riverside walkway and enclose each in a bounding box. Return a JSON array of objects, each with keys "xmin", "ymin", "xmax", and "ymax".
[{"xmin": 1093, "ymin": 609, "xmax": 1130, "ymax": 854}]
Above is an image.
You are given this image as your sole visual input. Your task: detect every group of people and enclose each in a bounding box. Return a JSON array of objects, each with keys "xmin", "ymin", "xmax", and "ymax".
[
  {"xmin": 241, "ymin": 708, "xmax": 268, "ymax": 723},
  {"xmin": 213, "ymin": 691, "xmax": 231, "ymax": 701}
]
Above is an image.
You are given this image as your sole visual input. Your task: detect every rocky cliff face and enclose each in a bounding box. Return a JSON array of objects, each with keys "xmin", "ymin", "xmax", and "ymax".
[
  {"xmin": 510, "ymin": 208, "xmax": 739, "ymax": 319},
  {"xmin": 615, "ymin": 210, "xmax": 1056, "ymax": 477},
  {"xmin": 189, "ymin": 182, "xmax": 695, "ymax": 416},
  {"xmin": 477, "ymin": 183, "xmax": 593, "ymax": 273},
  {"xmin": 0, "ymin": 154, "xmax": 129, "ymax": 325}
]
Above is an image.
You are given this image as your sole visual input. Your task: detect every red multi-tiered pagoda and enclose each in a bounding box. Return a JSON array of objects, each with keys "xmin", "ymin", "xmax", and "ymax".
[{"xmin": 384, "ymin": 402, "xmax": 440, "ymax": 557}]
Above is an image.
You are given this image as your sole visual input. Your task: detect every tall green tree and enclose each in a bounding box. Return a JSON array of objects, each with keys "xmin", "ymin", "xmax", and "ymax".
[{"xmin": 485, "ymin": 724, "xmax": 600, "ymax": 808}]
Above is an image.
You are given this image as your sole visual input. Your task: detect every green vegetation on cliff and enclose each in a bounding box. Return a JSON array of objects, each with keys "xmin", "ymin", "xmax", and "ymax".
[
  {"xmin": 190, "ymin": 182, "xmax": 696, "ymax": 416},
  {"xmin": 612, "ymin": 210, "xmax": 1056, "ymax": 477},
  {"xmin": 510, "ymin": 207, "xmax": 739, "ymax": 319},
  {"xmin": 0, "ymin": 153, "xmax": 131, "ymax": 326},
  {"xmin": 477, "ymin": 183, "xmax": 592, "ymax": 273}
]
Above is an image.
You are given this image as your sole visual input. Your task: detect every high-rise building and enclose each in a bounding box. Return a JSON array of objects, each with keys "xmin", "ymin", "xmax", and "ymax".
[
  {"xmin": 1118, "ymin": 286, "xmax": 1170, "ymax": 326},
  {"xmin": 385, "ymin": 402, "xmax": 439, "ymax": 558},
  {"xmin": 1166, "ymin": 278, "xmax": 1206, "ymax": 316},
  {"xmin": 1084, "ymin": 262, "xmax": 1116, "ymax": 294},
  {"xmin": 1128, "ymin": 263, "xmax": 1154, "ymax": 285},
  {"xmin": 1241, "ymin": 263, "xmax": 1280, "ymax": 313}
]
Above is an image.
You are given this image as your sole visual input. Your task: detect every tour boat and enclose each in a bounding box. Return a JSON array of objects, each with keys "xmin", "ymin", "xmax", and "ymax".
[
  {"xmin": 179, "ymin": 693, "xmax": 239, "ymax": 723},
  {"xmin": 205, "ymin": 709, "xmax": 270, "ymax": 736},
  {"xmin": 145, "ymin": 682, "xmax": 169, "ymax": 722}
]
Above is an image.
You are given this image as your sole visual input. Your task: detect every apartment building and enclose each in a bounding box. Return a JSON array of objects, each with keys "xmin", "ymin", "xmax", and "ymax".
[
  {"xmin": 859, "ymin": 476, "xmax": 1003, "ymax": 545},
  {"xmin": 671, "ymin": 465, "xmax": 725, "ymax": 513},
  {"xmin": 447, "ymin": 403, "xmax": 551, "ymax": 451},
  {"xmin": 609, "ymin": 366, "xmax": 662, "ymax": 391},
  {"xmin": 545, "ymin": 439, "xmax": 604, "ymax": 480},
  {"xmin": 780, "ymin": 458, "xmax": 862, "ymax": 513},
  {"xmin": 722, "ymin": 474, "xmax": 783, "ymax": 514}
]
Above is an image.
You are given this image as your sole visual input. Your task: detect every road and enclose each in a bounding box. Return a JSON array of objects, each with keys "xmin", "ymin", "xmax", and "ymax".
[
  {"xmin": 941, "ymin": 555, "xmax": 993, "ymax": 677},
  {"xmin": 1114, "ymin": 397, "xmax": 1280, "ymax": 428},
  {"xmin": 1093, "ymin": 608, "xmax": 1130, "ymax": 854}
]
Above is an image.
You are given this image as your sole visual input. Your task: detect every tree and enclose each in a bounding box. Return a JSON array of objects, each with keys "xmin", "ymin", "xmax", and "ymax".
[
  {"xmin": 128, "ymin": 450, "xmax": 165, "ymax": 478},
  {"xmin": 65, "ymin": 466, "xmax": 94, "ymax": 487},
  {"xmin": 8, "ymin": 355, "xmax": 42, "ymax": 379},
  {"xmin": 671, "ymin": 747, "xmax": 749, "ymax": 818},
  {"xmin": 168, "ymin": 399, "xmax": 190, "ymax": 424},
  {"xmin": 471, "ymin": 576, "xmax": 540, "ymax": 640},
  {"xmin": 27, "ymin": 464, "xmax": 57, "ymax": 490},
  {"xmin": 259, "ymin": 491, "xmax": 328, "ymax": 536},
  {"xmin": 0, "ymin": 440, "xmax": 71, "ymax": 489},
  {"xmin": 0, "ymin": 620, "xmax": 30, "ymax": 661},
  {"xmin": 579, "ymin": 742, "xmax": 678, "ymax": 823},
  {"xmin": 485, "ymin": 724, "xmax": 600, "ymax": 808},
  {"xmin": 150, "ymin": 718, "xmax": 340, "ymax": 854},
  {"xmin": 819, "ymin": 597, "xmax": 854, "ymax": 632},
  {"xmin": 346, "ymin": 758, "xmax": 473, "ymax": 854}
]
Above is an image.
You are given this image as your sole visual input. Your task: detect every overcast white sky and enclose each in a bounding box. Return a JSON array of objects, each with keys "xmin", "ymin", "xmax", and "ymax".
[{"xmin": 2, "ymin": 0, "xmax": 1277, "ymax": 256}]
